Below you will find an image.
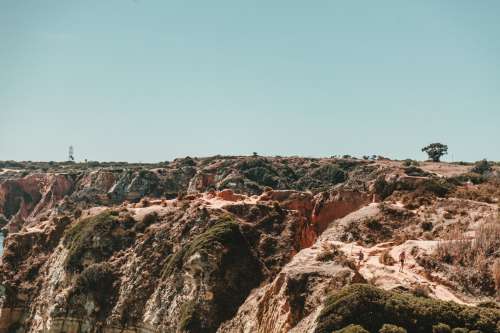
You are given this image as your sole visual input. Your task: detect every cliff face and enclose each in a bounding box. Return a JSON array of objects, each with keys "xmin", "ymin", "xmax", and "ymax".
[{"xmin": 0, "ymin": 157, "xmax": 499, "ymax": 333}]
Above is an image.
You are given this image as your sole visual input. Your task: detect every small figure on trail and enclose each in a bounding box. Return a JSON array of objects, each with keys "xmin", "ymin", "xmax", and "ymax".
[
  {"xmin": 357, "ymin": 249, "xmax": 364, "ymax": 268},
  {"xmin": 399, "ymin": 251, "xmax": 406, "ymax": 272}
]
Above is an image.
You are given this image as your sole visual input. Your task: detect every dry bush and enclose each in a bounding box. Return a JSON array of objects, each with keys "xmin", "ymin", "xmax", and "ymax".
[
  {"xmin": 434, "ymin": 217, "xmax": 500, "ymax": 295},
  {"xmin": 451, "ymin": 180, "xmax": 500, "ymax": 204},
  {"xmin": 317, "ymin": 243, "xmax": 341, "ymax": 262},
  {"xmin": 493, "ymin": 259, "xmax": 500, "ymax": 295},
  {"xmin": 435, "ymin": 227, "xmax": 471, "ymax": 265},
  {"xmin": 423, "ymin": 232, "xmax": 434, "ymax": 240},
  {"xmin": 435, "ymin": 218, "xmax": 500, "ymax": 265},
  {"xmin": 379, "ymin": 250, "xmax": 396, "ymax": 266},
  {"xmin": 140, "ymin": 197, "xmax": 150, "ymax": 207},
  {"xmin": 316, "ymin": 243, "xmax": 357, "ymax": 269},
  {"xmin": 412, "ymin": 284, "xmax": 431, "ymax": 298},
  {"xmin": 475, "ymin": 221, "xmax": 500, "ymax": 257}
]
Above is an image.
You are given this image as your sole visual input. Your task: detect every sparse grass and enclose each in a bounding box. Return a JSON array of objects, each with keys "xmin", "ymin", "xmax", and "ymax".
[
  {"xmin": 433, "ymin": 219, "xmax": 500, "ymax": 295},
  {"xmin": 435, "ymin": 219, "xmax": 500, "ymax": 266},
  {"xmin": 493, "ymin": 259, "xmax": 500, "ymax": 296},
  {"xmin": 450, "ymin": 179, "xmax": 500, "ymax": 204}
]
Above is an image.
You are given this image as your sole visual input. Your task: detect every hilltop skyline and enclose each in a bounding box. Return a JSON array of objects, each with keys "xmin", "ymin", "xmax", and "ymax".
[{"xmin": 2, "ymin": 1, "xmax": 500, "ymax": 162}]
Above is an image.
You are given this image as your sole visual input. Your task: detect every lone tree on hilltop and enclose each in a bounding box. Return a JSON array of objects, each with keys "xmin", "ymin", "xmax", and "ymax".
[{"xmin": 421, "ymin": 143, "xmax": 448, "ymax": 162}]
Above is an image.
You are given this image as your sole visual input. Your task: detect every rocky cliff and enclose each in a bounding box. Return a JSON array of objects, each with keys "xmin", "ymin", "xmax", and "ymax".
[{"xmin": 0, "ymin": 156, "xmax": 499, "ymax": 332}]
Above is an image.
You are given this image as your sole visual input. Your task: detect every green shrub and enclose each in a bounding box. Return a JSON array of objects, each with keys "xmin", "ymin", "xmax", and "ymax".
[
  {"xmin": 179, "ymin": 300, "xmax": 201, "ymax": 332},
  {"xmin": 451, "ymin": 172, "xmax": 485, "ymax": 185},
  {"xmin": 161, "ymin": 216, "xmax": 262, "ymax": 332},
  {"xmin": 433, "ymin": 323, "xmax": 451, "ymax": 333},
  {"xmin": 63, "ymin": 211, "xmax": 135, "ymax": 272},
  {"xmin": 404, "ymin": 166, "xmax": 429, "ymax": 177},
  {"xmin": 333, "ymin": 324, "xmax": 369, "ymax": 333},
  {"xmin": 374, "ymin": 177, "xmax": 396, "ymax": 199},
  {"xmin": 314, "ymin": 284, "xmax": 500, "ymax": 333},
  {"xmin": 311, "ymin": 164, "xmax": 346, "ymax": 184},
  {"xmin": 421, "ymin": 221, "xmax": 433, "ymax": 231},
  {"xmin": 420, "ymin": 178, "xmax": 452, "ymax": 197},
  {"xmin": 451, "ymin": 328, "xmax": 469, "ymax": 333},
  {"xmin": 73, "ymin": 262, "xmax": 116, "ymax": 293},
  {"xmin": 69, "ymin": 262, "xmax": 118, "ymax": 320},
  {"xmin": 471, "ymin": 159, "xmax": 492, "ymax": 175},
  {"xmin": 162, "ymin": 218, "xmax": 244, "ymax": 277},
  {"xmin": 379, "ymin": 324, "xmax": 407, "ymax": 333},
  {"xmin": 477, "ymin": 301, "xmax": 500, "ymax": 310},
  {"xmin": 412, "ymin": 284, "xmax": 431, "ymax": 298},
  {"xmin": 243, "ymin": 166, "xmax": 279, "ymax": 188},
  {"xmin": 403, "ymin": 159, "xmax": 419, "ymax": 167},
  {"xmin": 365, "ymin": 218, "xmax": 383, "ymax": 230}
]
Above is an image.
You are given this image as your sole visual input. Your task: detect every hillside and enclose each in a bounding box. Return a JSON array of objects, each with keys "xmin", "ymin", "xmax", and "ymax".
[{"xmin": 0, "ymin": 156, "xmax": 499, "ymax": 333}]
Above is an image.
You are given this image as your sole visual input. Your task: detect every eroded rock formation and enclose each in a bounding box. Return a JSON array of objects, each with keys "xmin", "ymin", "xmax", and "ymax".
[{"xmin": 0, "ymin": 156, "xmax": 498, "ymax": 332}]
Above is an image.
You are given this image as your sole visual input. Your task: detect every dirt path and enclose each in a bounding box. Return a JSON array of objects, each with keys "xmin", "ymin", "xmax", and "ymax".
[{"xmin": 334, "ymin": 240, "xmax": 468, "ymax": 304}]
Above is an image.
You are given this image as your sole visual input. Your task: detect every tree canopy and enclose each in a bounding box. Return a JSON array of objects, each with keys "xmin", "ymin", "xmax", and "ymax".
[{"xmin": 422, "ymin": 143, "xmax": 448, "ymax": 162}]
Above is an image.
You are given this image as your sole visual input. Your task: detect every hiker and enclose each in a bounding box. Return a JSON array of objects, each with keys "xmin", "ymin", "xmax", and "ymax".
[
  {"xmin": 357, "ymin": 249, "xmax": 364, "ymax": 267},
  {"xmin": 399, "ymin": 251, "xmax": 406, "ymax": 272}
]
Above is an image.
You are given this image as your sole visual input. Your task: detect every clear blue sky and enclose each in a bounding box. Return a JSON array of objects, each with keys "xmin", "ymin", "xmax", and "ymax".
[{"xmin": 1, "ymin": 1, "xmax": 499, "ymax": 162}]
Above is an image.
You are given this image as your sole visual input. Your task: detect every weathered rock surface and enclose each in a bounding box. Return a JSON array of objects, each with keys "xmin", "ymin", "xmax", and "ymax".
[{"xmin": 0, "ymin": 157, "xmax": 498, "ymax": 332}]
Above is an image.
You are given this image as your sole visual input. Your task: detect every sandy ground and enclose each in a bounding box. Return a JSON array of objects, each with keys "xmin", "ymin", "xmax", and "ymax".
[
  {"xmin": 334, "ymin": 240, "xmax": 468, "ymax": 304},
  {"xmin": 376, "ymin": 159, "xmax": 471, "ymax": 177}
]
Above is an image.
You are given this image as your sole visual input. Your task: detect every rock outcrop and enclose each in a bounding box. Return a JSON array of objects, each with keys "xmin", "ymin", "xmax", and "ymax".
[{"xmin": 0, "ymin": 156, "xmax": 498, "ymax": 332}]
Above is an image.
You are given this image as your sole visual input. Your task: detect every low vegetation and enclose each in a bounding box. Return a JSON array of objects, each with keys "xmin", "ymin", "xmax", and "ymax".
[
  {"xmin": 379, "ymin": 249, "xmax": 396, "ymax": 266},
  {"xmin": 450, "ymin": 179, "xmax": 500, "ymax": 204},
  {"xmin": 314, "ymin": 284, "xmax": 500, "ymax": 333},
  {"xmin": 316, "ymin": 243, "xmax": 356, "ymax": 269},
  {"xmin": 63, "ymin": 210, "xmax": 136, "ymax": 272},
  {"xmin": 162, "ymin": 216, "xmax": 245, "ymax": 276},
  {"xmin": 334, "ymin": 324, "xmax": 369, "ymax": 333},
  {"xmin": 434, "ymin": 218, "xmax": 500, "ymax": 295},
  {"xmin": 162, "ymin": 216, "xmax": 262, "ymax": 332},
  {"xmin": 68, "ymin": 262, "xmax": 119, "ymax": 320},
  {"xmin": 379, "ymin": 324, "xmax": 407, "ymax": 333}
]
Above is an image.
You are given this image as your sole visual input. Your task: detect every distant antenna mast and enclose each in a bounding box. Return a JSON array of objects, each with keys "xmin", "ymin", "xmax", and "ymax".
[{"xmin": 69, "ymin": 146, "xmax": 75, "ymax": 161}]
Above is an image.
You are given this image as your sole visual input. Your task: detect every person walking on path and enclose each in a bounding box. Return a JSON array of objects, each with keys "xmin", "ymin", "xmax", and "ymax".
[
  {"xmin": 357, "ymin": 249, "xmax": 364, "ymax": 268},
  {"xmin": 399, "ymin": 250, "xmax": 406, "ymax": 272}
]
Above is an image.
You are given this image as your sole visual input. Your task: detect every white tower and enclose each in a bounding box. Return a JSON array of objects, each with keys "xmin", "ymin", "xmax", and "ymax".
[{"xmin": 69, "ymin": 146, "xmax": 74, "ymax": 161}]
